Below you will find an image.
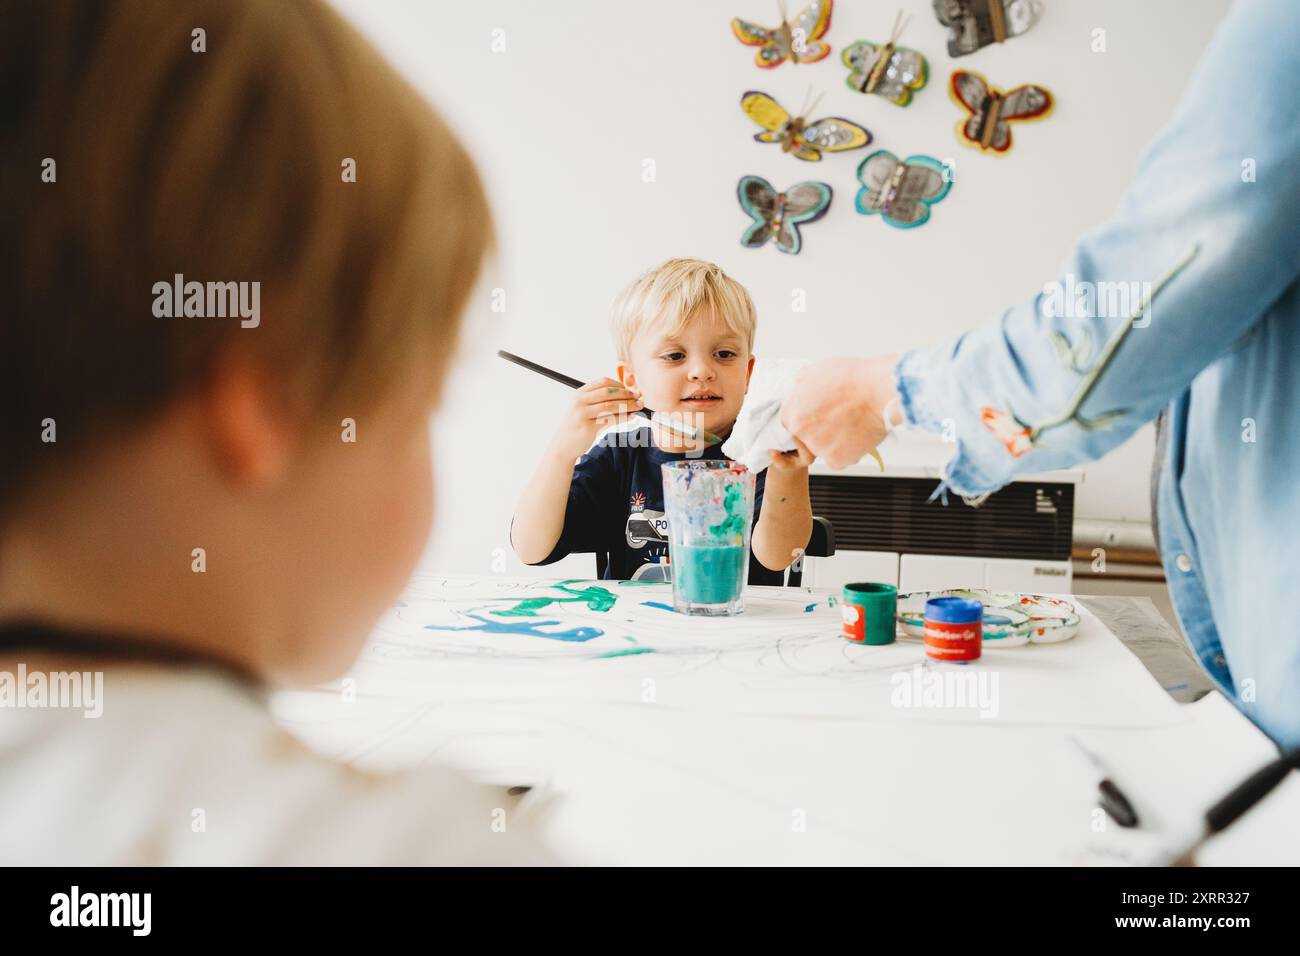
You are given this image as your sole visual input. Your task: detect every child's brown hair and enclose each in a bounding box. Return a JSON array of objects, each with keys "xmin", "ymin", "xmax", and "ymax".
[{"xmin": 0, "ymin": 0, "xmax": 490, "ymax": 525}]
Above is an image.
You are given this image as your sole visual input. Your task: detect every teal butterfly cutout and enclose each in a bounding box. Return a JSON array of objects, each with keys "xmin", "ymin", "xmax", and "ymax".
[
  {"xmin": 737, "ymin": 175, "xmax": 832, "ymax": 254},
  {"xmin": 854, "ymin": 151, "xmax": 951, "ymax": 229}
]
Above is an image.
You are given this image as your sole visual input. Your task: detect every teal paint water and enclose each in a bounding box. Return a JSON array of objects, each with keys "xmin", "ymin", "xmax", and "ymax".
[
  {"xmin": 662, "ymin": 460, "xmax": 754, "ymax": 614},
  {"xmin": 674, "ymin": 542, "xmax": 746, "ymax": 605}
]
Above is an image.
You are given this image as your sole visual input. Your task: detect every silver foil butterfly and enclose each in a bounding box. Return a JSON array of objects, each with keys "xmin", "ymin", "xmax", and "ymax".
[
  {"xmin": 741, "ymin": 90, "xmax": 871, "ymax": 161},
  {"xmin": 842, "ymin": 11, "xmax": 928, "ymax": 106},
  {"xmin": 731, "ymin": 0, "xmax": 834, "ymax": 68},
  {"xmin": 933, "ymin": 0, "xmax": 1041, "ymax": 57},
  {"xmin": 951, "ymin": 70, "xmax": 1053, "ymax": 153},
  {"xmin": 737, "ymin": 176, "xmax": 832, "ymax": 254},
  {"xmin": 854, "ymin": 151, "xmax": 951, "ymax": 229}
]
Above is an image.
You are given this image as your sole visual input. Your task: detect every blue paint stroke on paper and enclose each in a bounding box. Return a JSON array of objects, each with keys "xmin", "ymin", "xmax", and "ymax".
[{"xmin": 425, "ymin": 610, "xmax": 603, "ymax": 643}]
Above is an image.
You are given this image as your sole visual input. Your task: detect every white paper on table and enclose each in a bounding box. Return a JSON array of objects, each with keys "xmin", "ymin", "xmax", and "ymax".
[{"xmin": 310, "ymin": 573, "xmax": 1184, "ymax": 730}]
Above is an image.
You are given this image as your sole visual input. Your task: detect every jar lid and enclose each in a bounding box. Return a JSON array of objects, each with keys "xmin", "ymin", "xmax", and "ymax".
[{"xmin": 924, "ymin": 596, "xmax": 983, "ymax": 623}]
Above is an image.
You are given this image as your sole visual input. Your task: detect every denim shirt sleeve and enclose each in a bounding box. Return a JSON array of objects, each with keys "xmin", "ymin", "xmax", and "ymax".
[{"xmin": 895, "ymin": 0, "xmax": 1300, "ymax": 496}]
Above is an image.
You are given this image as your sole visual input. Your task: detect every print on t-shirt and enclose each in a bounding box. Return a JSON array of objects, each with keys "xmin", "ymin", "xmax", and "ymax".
[{"xmin": 625, "ymin": 492, "xmax": 671, "ymax": 581}]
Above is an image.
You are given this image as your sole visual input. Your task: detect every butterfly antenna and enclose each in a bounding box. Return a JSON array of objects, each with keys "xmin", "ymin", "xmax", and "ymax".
[
  {"xmin": 890, "ymin": 9, "xmax": 910, "ymax": 44},
  {"xmin": 806, "ymin": 90, "xmax": 825, "ymax": 118}
]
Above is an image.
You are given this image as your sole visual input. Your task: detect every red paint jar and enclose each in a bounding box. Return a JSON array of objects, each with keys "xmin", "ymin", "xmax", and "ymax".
[{"xmin": 924, "ymin": 597, "xmax": 983, "ymax": 662}]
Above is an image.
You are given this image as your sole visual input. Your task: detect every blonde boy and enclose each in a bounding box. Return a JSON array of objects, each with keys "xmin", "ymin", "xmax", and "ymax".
[
  {"xmin": 511, "ymin": 259, "xmax": 813, "ymax": 582},
  {"xmin": 0, "ymin": 0, "xmax": 549, "ymax": 864}
]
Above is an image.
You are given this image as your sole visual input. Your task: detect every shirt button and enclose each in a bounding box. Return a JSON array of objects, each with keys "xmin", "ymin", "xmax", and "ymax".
[
  {"xmin": 1214, "ymin": 654, "xmax": 1227, "ymax": 669},
  {"xmin": 1175, "ymin": 553, "xmax": 1194, "ymax": 573}
]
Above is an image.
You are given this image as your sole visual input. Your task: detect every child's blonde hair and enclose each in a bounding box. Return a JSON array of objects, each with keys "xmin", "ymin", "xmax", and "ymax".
[
  {"xmin": 0, "ymin": 0, "xmax": 491, "ymax": 527},
  {"xmin": 609, "ymin": 259, "xmax": 756, "ymax": 361}
]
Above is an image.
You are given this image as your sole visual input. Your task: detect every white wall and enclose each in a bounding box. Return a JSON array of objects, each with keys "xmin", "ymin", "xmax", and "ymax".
[{"xmin": 329, "ymin": 0, "xmax": 1233, "ymax": 577}]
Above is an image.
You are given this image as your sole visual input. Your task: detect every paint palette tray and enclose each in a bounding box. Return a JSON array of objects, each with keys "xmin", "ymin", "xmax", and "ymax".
[{"xmin": 896, "ymin": 589, "xmax": 1080, "ymax": 647}]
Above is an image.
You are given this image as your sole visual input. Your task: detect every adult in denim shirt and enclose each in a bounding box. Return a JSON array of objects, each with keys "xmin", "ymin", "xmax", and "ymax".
[{"xmin": 783, "ymin": 0, "xmax": 1300, "ymax": 748}]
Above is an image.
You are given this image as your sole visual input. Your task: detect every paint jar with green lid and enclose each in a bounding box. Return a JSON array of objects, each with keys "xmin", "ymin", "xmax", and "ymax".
[{"xmin": 841, "ymin": 582, "xmax": 897, "ymax": 644}]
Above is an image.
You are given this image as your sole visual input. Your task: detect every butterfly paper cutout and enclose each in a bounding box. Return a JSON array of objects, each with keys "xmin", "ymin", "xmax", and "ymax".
[
  {"xmin": 933, "ymin": 0, "xmax": 1042, "ymax": 57},
  {"xmin": 731, "ymin": 0, "xmax": 833, "ymax": 69},
  {"xmin": 950, "ymin": 70, "xmax": 1053, "ymax": 153},
  {"xmin": 741, "ymin": 90, "xmax": 870, "ymax": 162},
  {"xmin": 842, "ymin": 10, "xmax": 927, "ymax": 106},
  {"xmin": 737, "ymin": 176, "xmax": 832, "ymax": 254},
  {"xmin": 853, "ymin": 151, "xmax": 951, "ymax": 229}
]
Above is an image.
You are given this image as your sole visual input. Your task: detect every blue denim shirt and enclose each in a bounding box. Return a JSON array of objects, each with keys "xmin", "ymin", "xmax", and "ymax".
[{"xmin": 895, "ymin": 0, "xmax": 1300, "ymax": 748}]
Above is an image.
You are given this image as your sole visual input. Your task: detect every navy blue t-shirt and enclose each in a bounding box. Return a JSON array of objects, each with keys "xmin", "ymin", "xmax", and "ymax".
[{"xmin": 529, "ymin": 427, "xmax": 784, "ymax": 585}]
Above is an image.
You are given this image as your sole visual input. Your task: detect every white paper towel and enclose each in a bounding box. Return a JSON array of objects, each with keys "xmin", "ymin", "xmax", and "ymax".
[
  {"xmin": 722, "ymin": 358, "xmax": 886, "ymax": 474},
  {"xmin": 721, "ymin": 359, "xmax": 809, "ymax": 473}
]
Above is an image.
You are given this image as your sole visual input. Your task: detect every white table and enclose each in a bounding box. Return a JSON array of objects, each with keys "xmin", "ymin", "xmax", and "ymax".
[{"xmin": 272, "ymin": 574, "xmax": 1300, "ymax": 865}]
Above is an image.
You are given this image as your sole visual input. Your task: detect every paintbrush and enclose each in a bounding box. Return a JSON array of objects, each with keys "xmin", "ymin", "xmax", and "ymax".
[
  {"xmin": 497, "ymin": 350, "xmax": 724, "ymax": 445},
  {"xmin": 1157, "ymin": 746, "xmax": 1300, "ymax": 865}
]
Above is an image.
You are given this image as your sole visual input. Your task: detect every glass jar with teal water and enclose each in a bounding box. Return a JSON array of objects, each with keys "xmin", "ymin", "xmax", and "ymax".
[{"xmin": 661, "ymin": 460, "xmax": 755, "ymax": 616}]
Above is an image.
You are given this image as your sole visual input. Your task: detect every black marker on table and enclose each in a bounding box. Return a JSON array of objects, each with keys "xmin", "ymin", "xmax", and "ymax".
[{"xmin": 1069, "ymin": 735, "xmax": 1140, "ymax": 828}]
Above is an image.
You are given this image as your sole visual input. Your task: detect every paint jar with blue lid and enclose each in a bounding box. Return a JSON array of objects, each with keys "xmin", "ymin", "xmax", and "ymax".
[{"xmin": 924, "ymin": 597, "xmax": 983, "ymax": 663}]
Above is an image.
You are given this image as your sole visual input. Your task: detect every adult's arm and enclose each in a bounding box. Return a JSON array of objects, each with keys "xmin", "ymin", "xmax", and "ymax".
[{"xmin": 787, "ymin": 0, "xmax": 1300, "ymax": 492}]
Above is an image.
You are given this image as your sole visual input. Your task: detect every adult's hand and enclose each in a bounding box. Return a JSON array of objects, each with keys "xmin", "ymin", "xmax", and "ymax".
[{"xmin": 780, "ymin": 355, "xmax": 901, "ymax": 469}]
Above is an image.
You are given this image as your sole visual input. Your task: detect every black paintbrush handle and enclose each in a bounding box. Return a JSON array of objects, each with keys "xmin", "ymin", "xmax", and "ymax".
[
  {"xmin": 497, "ymin": 348, "xmax": 657, "ymax": 415},
  {"xmin": 497, "ymin": 350, "xmax": 585, "ymax": 389},
  {"xmin": 492, "ymin": 346, "xmax": 739, "ymax": 449},
  {"xmin": 1205, "ymin": 748, "xmax": 1300, "ymax": 835}
]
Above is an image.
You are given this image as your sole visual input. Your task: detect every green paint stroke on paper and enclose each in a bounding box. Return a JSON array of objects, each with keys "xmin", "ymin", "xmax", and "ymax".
[
  {"xmin": 592, "ymin": 646, "xmax": 656, "ymax": 660},
  {"xmin": 490, "ymin": 580, "xmax": 618, "ymax": 617}
]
